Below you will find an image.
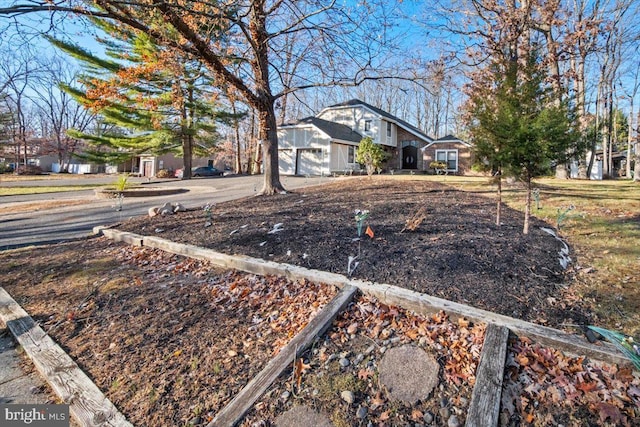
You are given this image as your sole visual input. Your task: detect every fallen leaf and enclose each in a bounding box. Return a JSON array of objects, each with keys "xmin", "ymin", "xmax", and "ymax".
[
  {"xmin": 411, "ymin": 409, "xmax": 423, "ymax": 421},
  {"xmin": 595, "ymin": 402, "xmax": 624, "ymax": 424}
]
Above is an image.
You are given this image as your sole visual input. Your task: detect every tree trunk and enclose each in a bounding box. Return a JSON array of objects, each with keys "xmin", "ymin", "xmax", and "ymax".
[
  {"xmin": 496, "ymin": 172, "xmax": 502, "ymax": 227},
  {"xmin": 232, "ymin": 100, "xmax": 242, "ymax": 174},
  {"xmin": 635, "ymin": 111, "xmax": 640, "ymax": 182},
  {"xmin": 181, "ymin": 95, "xmax": 193, "ymax": 180},
  {"xmin": 523, "ymin": 175, "xmax": 531, "ymax": 235},
  {"xmin": 256, "ymin": 101, "xmax": 285, "ymax": 194}
]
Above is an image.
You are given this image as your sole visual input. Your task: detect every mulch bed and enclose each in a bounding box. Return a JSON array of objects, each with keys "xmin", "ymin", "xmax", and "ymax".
[{"xmin": 118, "ymin": 177, "xmax": 592, "ymax": 328}]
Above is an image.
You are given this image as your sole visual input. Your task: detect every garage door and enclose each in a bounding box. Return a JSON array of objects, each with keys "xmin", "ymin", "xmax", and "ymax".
[
  {"xmin": 278, "ymin": 149, "xmax": 295, "ymax": 175},
  {"xmin": 297, "ymin": 149, "xmax": 323, "ymax": 175}
]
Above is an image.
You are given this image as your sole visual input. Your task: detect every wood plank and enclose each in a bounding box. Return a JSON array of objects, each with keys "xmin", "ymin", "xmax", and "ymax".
[
  {"xmin": 466, "ymin": 324, "xmax": 510, "ymax": 427},
  {"xmin": 207, "ymin": 284, "xmax": 358, "ymax": 427},
  {"xmin": 0, "ymin": 287, "xmax": 132, "ymax": 427},
  {"xmin": 102, "ymin": 230, "xmax": 630, "ymax": 366}
]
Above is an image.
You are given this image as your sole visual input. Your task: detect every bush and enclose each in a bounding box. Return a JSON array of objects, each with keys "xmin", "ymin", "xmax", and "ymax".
[
  {"xmin": 0, "ymin": 162, "xmax": 14, "ymax": 174},
  {"xmin": 15, "ymin": 164, "xmax": 44, "ymax": 175},
  {"xmin": 155, "ymin": 169, "xmax": 174, "ymax": 178}
]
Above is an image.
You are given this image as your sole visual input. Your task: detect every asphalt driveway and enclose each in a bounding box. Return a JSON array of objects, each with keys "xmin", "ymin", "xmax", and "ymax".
[{"xmin": 0, "ymin": 174, "xmax": 331, "ymax": 250}]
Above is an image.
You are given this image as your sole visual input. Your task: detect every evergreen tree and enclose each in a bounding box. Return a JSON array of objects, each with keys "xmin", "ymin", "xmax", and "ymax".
[
  {"xmin": 356, "ymin": 137, "xmax": 387, "ymax": 178},
  {"xmin": 469, "ymin": 52, "xmax": 579, "ymax": 234},
  {"xmin": 48, "ymin": 22, "xmax": 241, "ymax": 179}
]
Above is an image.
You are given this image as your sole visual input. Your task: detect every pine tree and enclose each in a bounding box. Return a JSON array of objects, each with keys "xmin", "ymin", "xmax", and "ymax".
[
  {"xmin": 48, "ymin": 21, "xmax": 241, "ymax": 179},
  {"xmin": 469, "ymin": 52, "xmax": 579, "ymax": 234}
]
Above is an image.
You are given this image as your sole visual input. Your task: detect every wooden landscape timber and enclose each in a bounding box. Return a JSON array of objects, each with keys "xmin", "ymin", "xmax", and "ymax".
[
  {"xmin": 208, "ymin": 284, "xmax": 358, "ymax": 427},
  {"xmin": 0, "ymin": 287, "xmax": 132, "ymax": 427},
  {"xmin": 465, "ymin": 324, "xmax": 510, "ymax": 427},
  {"xmin": 94, "ymin": 227, "xmax": 628, "ymax": 368}
]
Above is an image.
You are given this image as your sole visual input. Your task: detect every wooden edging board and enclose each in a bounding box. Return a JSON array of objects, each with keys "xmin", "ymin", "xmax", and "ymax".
[
  {"xmin": 465, "ymin": 324, "xmax": 510, "ymax": 427},
  {"xmin": 208, "ymin": 284, "xmax": 358, "ymax": 427},
  {"xmin": 0, "ymin": 287, "xmax": 132, "ymax": 427},
  {"xmin": 93, "ymin": 227, "xmax": 628, "ymax": 368}
]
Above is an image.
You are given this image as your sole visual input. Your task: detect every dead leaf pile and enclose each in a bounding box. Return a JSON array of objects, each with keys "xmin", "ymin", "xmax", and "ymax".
[
  {"xmin": 502, "ymin": 336, "xmax": 640, "ymax": 426},
  {"xmin": 243, "ymin": 295, "xmax": 485, "ymax": 426},
  {"xmin": 0, "ymin": 239, "xmax": 337, "ymax": 427}
]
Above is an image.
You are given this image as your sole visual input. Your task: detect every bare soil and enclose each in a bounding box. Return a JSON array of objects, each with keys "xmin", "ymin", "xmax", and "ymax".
[{"xmin": 118, "ymin": 177, "xmax": 592, "ymax": 329}]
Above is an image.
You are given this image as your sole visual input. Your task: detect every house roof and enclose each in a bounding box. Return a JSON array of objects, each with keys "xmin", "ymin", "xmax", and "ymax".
[
  {"xmin": 281, "ymin": 116, "xmax": 363, "ymax": 143},
  {"xmin": 426, "ymin": 134, "xmax": 472, "ymax": 148},
  {"xmin": 326, "ymin": 99, "xmax": 433, "ymax": 143}
]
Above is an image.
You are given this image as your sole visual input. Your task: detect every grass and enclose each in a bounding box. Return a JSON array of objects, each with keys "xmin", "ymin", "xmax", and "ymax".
[
  {"xmin": 0, "ymin": 185, "xmax": 101, "ymax": 196},
  {"xmin": 406, "ymin": 175, "xmax": 640, "ymax": 336}
]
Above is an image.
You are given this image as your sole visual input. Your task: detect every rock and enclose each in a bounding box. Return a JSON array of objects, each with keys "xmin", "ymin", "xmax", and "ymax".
[
  {"xmin": 356, "ymin": 406, "xmax": 368, "ymax": 419},
  {"xmin": 275, "ymin": 405, "xmax": 332, "ymax": 427},
  {"xmin": 439, "ymin": 407, "xmax": 450, "ymax": 420},
  {"xmin": 339, "ymin": 357, "xmax": 350, "ymax": 368},
  {"xmin": 228, "ymin": 350, "xmax": 238, "ymax": 357},
  {"xmin": 447, "ymin": 415, "xmax": 461, "ymax": 427},
  {"xmin": 340, "ymin": 390, "xmax": 355, "ymax": 405},
  {"xmin": 354, "ymin": 353, "xmax": 364, "ymax": 365},
  {"xmin": 347, "ymin": 322, "xmax": 359, "ymax": 335},
  {"xmin": 280, "ymin": 390, "xmax": 290, "ymax": 402},
  {"xmin": 159, "ymin": 202, "xmax": 173, "ymax": 215},
  {"xmin": 148, "ymin": 207, "xmax": 159, "ymax": 217},
  {"xmin": 365, "ymin": 345, "xmax": 375, "ymax": 355},
  {"xmin": 458, "ymin": 397, "xmax": 468, "ymax": 407},
  {"xmin": 378, "ymin": 345, "xmax": 439, "ymax": 404},
  {"xmin": 440, "ymin": 397, "xmax": 449, "ymax": 408},
  {"xmin": 423, "ymin": 412, "xmax": 434, "ymax": 424},
  {"xmin": 154, "ymin": 228, "xmax": 164, "ymax": 233},
  {"xmin": 173, "ymin": 203, "xmax": 186, "ymax": 212},
  {"xmin": 189, "ymin": 416, "xmax": 202, "ymax": 425}
]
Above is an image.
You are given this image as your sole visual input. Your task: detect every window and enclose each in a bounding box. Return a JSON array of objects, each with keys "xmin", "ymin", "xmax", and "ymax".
[
  {"xmin": 348, "ymin": 145, "xmax": 355, "ymax": 163},
  {"xmin": 364, "ymin": 120, "xmax": 371, "ymax": 132},
  {"xmin": 435, "ymin": 149, "xmax": 458, "ymax": 171},
  {"xmin": 387, "ymin": 122, "xmax": 392, "ymax": 138}
]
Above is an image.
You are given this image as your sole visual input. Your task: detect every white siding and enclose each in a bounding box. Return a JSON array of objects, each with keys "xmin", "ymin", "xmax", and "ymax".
[
  {"xmin": 279, "ymin": 149, "xmax": 295, "ymax": 175},
  {"xmin": 330, "ymin": 143, "xmax": 359, "ymax": 173}
]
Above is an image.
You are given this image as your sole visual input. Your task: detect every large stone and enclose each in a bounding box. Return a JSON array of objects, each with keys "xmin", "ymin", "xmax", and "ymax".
[
  {"xmin": 378, "ymin": 345, "xmax": 439, "ymax": 404},
  {"xmin": 275, "ymin": 405, "xmax": 333, "ymax": 427}
]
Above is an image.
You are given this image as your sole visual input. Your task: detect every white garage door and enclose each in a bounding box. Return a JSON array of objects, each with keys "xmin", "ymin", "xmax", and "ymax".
[
  {"xmin": 297, "ymin": 149, "xmax": 323, "ymax": 175},
  {"xmin": 278, "ymin": 149, "xmax": 295, "ymax": 175}
]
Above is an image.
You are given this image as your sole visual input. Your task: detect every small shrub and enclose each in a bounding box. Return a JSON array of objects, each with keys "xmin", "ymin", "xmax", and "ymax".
[
  {"xmin": 0, "ymin": 162, "xmax": 14, "ymax": 174},
  {"xmin": 15, "ymin": 164, "xmax": 43, "ymax": 175},
  {"xmin": 155, "ymin": 169, "xmax": 173, "ymax": 178},
  {"xmin": 113, "ymin": 174, "xmax": 130, "ymax": 191}
]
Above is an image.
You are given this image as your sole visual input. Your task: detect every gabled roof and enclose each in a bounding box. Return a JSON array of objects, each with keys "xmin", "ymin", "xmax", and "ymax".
[
  {"xmin": 426, "ymin": 134, "xmax": 472, "ymax": 148},
  {"xmin": 325, "ymin": 99, "xmax": 433, "ymax": 143},
  {"xmin": 280, "ymin": 116, "xmax": 363, "ymax": 143}
]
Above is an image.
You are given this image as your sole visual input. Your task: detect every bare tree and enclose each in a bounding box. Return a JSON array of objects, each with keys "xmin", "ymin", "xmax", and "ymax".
[
  {"xmin": 1, "ymin": 0, "xmax": 400, "ymax": 194},
  {"xmin": 32, "ymin": 54, "xmax": 94, "ymax": 171}
]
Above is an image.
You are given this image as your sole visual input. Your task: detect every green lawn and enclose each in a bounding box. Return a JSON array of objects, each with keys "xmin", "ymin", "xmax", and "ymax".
[{"xmin": 0, "ymin": 185, "xmax": 101, "ymax": 196}]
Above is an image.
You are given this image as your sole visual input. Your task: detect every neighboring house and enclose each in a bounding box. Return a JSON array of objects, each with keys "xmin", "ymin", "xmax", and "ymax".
[
  {"xmin": 277, "ymin": 99, "xmax": 437, "ymax": 175},
  {"xmin": 422, "ymin": 135, "xmax": 473, "ymax": 175}
]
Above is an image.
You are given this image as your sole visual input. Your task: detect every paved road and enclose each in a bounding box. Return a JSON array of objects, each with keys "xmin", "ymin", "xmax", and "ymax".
[{"xmin": 0, "ymin": 174, "xmax": 331, "ymax": 250}]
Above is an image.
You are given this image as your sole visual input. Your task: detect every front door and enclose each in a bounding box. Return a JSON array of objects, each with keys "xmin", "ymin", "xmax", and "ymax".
[{"xmin": 402, "ymin": 145, "xmax": 418, "ymax": 169}]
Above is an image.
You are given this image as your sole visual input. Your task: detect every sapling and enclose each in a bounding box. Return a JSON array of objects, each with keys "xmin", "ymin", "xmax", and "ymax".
[
  {"xmin": 349, "ymin": 209, "xmax": 372, "ymax": 276},
  {"xmin": 556, "ymin": 205, "xmax": 575, "ymax": 230},
  {"xmin": 532, "ymin": 188, "xmax": 541, "ymax": 209},
  {"xmin": 203, "ymin": 203, "xmax": 214, "ymax": 227}
]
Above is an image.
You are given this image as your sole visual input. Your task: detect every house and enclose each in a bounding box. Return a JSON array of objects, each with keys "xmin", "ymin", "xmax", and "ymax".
[
  {"xmin": 277, "ymin": 99, "xmax": 438, "ymax": 175},
  {"xmin": 422, "ymin": 135, "xmax": 473, "ymax": 175}
]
